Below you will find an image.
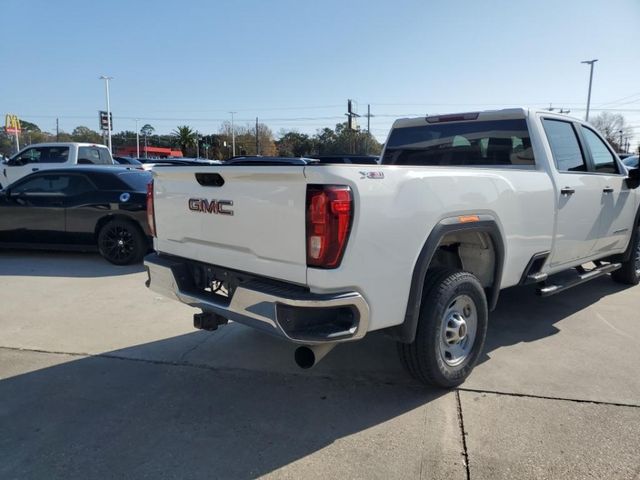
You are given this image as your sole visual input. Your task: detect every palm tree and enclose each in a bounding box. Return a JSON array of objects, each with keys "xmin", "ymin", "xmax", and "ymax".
[{"xmin": 172, "ymin": 125, "xmax": 195, "ymax": 155}]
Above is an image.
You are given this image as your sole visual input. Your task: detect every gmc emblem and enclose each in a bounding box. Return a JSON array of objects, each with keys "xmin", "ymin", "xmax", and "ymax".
[{"xmin": 188, "ymin": 198, "xmax": 234, "ymax": 216}]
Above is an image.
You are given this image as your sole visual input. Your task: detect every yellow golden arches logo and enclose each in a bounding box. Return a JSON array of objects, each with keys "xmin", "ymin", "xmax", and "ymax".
[{"xmin": 5, "ymin": 114, "xmax": 21, "ymax": 134}]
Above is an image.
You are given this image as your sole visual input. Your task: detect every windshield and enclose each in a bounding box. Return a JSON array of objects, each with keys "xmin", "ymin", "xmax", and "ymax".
[{"xmin": 623, "ymin": 155, "xmax": 638, "ymax": 167}]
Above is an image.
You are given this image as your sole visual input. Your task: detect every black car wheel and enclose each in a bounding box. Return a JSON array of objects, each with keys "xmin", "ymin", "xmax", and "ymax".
[
  {"xmin": 98, "ymin": 219, "xmax": 146, "ymax": 265},
  {"xmin": 611, "ymin": 226, "xmax": 640, "ymax": 285}
]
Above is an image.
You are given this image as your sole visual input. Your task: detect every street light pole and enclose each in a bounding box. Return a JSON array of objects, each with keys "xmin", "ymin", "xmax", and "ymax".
[
  {"xmin": 581, "ymin": 59, "xmax": 598, "ymax": 122},
  {"xmin": 135, "ymin": 119, "xmax": 140, "ymax": 158},
  {"xmin": 99, "ymin": 75, "xmax": 113, "ymax": 153},
  {"xmin": 229, "ymin": 112, "xmax": 237, "ymax": 157}
]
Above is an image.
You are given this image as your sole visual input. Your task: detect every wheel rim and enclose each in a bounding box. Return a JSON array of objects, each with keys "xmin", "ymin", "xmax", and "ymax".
[
  {"xmin": 101, "ymin": 225, "xmax": 135, "ymax": 262},
  {"xmin": 438, "ymin": 294, "xmax": 478, "ymax": 367}
]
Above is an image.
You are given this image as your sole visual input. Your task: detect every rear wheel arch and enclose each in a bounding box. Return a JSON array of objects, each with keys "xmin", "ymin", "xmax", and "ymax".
[
  {"xmin": 94, "ymin": 214, "xmax": 144, "ymax": 239},
  {"xmin": 388, "ymin": 217, "xmax": 505, "ymax": 344}
]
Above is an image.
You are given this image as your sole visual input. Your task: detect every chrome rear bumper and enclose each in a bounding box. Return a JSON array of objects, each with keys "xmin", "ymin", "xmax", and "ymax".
[{"xmin": 144, "ymin": 253, "xmax": 369, "ymax": 344}]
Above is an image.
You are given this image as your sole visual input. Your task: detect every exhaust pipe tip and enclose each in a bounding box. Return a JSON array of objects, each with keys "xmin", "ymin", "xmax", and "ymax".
[{"xmin": 294, "ymin": 343, "xmax": 336, "ymax": 369}]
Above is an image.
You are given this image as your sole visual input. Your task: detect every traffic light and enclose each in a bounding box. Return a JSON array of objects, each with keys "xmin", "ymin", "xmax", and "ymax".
[{"xmin": 99, "ymin": 111, "xmax": 113, "ymax": 131}]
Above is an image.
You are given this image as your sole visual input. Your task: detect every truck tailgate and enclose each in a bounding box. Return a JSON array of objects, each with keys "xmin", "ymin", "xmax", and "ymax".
[{"xmin": 152, "ymin": 166, "xmax": 308, "ymax": 284}]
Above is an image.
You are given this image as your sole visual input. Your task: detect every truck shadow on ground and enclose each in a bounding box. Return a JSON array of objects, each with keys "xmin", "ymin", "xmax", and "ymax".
[
  {"xmin": 0, "ymin": 270, "xmax": 633, "ymax": 478},
  {"xmin": 480, "ymin": 275, "xmax": 630, "ymax": 358},
  {"xmin": 0, "ymin": 250, "xmax": 144, "ymax": 277},
  {"xmin": 0, "ymin": 339, "xmax": 445, "ymax": 479}
]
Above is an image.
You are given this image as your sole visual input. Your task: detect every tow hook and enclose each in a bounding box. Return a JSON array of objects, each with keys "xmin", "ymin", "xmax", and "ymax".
[{"xmin": 193, "ymin": 312, "xmax": 228, "ymax": 331}]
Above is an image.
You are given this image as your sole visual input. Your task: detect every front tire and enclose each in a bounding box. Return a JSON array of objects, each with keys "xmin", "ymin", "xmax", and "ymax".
[
  {"xmin": 611, "ymin": 227, "xmax": 640, "ymax": 285},
  {"xmin": 398, "ymin": 269, "xmax": 488, "ymax": 388},
  {"xmin": 97, "ymin": 219, "xmax": 146, "ymax": 265}
]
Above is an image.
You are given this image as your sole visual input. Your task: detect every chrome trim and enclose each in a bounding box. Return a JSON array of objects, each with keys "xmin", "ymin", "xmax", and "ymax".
[{"xmin": 145, "ymin": 255, "xmax": 370, "ymax": 344}]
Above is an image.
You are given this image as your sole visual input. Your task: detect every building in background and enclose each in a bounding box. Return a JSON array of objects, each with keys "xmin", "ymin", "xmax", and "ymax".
[{"xmin": 116, "ymin": 146, "xmax": 183, "ymax": 158}]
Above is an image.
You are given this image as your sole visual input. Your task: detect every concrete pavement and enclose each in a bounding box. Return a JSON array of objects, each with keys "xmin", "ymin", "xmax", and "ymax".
[{"xmin": 0, "ymin": 251, "xmax": 638, "ymax": 479}]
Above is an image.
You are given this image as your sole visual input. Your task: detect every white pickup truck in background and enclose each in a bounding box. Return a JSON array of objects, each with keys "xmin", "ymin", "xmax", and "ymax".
[
  {"xmin": 1, "ymin": 142, "xmax": 115, "ymax": 188},
  {"xmin": 144, "ymin": 108, "xmax": 640, "ymax": 387}
]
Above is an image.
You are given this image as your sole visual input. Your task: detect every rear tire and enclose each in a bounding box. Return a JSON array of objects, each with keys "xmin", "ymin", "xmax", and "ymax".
[
  {"xmin": 611, "ymin": 227, "xmax": 640, "ymax": 285},
  {"xmin": 398, "ymin": 269, "xmax": 488, "ymax": 388},
  {"xmin": 97, "ymin": 219, "xmax": 146, "ymax": 265}
]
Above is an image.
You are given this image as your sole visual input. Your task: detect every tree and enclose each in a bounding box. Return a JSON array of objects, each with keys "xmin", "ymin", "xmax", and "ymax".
[
  {"xmin": 216, "ymin": 121, "xmax": 277, "ymax": 158},
  {"xmin": 277, "ymin": 131, "xmax": 313, "ymax": 157},
  {"xmin": 71, "ymin": 126, "xmax": 102, "ymax": 143},
  {"xmin": 20, "ymin": 120, "xmax": 41, "ymax": 132},
  {"xmin": 172, "ymin": 125, "xmax": 196, "ymax": 155},
  {"xmin": 312, "ymin": 123, "xmax": 382, "ymax": 155},
  {"xmin": 591, "ymin": 112, "xmax": 633, "ymax": 152},
  {"xmin": 140, "ymin": 124, "xmax": 155, "ymax": 157},
  {"xmin": 140, "ymin": 124, "xmax": 155, "ymax": 137}
]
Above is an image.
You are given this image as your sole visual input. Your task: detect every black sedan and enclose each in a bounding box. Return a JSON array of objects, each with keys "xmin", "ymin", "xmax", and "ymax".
[{"xmin": 0, "ymin": 167, "xmax": 152, "ymax": 265}]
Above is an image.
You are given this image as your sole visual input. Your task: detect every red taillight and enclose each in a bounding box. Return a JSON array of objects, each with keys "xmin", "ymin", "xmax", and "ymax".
[
  {"xmin": 146, "ymin": 180, "xmax": 156, "ymax": 237},
  {"xmin": 306, "ymin": 185, "xmax": 352, "ymax": 268}
]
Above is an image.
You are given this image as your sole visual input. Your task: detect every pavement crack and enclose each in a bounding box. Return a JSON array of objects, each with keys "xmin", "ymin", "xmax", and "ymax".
[
  {"xmin": 455, "ymin": 390, "xmax": 471, "ymax": 480},
  {"xmin": 178, "ymin": 333, "xmax": 212, "ymax": 361},
  {"xmin": 456, "ymin": 387, "xmax": 640, "ymax": 409},
  {"xmin": 3, "ymin": 345, "xmax": 640, "ymax": 409}
]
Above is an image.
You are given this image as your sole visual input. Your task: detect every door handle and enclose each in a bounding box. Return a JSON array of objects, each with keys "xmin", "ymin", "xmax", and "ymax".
[
  {"xmin": 603, "ymin": 186, "xmax": 614, "ymax": 193},
  {"xmin": 31, "ymin": 168, "xmax": 39, "ymax": 172},
  {"xmin": 560, "ymin": 187, "xmax": 575, "ymax": 196}
]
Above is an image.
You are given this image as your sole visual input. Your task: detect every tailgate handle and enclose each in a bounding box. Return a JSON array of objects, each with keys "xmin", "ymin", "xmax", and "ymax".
[{"xmin": 195, "ymin": 173, "xmax": 225, "ymax": 187}]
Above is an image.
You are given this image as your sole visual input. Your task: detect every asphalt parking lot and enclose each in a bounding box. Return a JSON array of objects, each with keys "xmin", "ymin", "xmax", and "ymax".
[{"xmin": 1, "ymin": 251, "xmax": 639, "ymax": 480}]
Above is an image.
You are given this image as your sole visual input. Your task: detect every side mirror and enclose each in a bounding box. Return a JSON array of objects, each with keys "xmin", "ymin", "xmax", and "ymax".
[{"xmin": 625, "ymin": 167, "xmax": 640, "ymax": 189}]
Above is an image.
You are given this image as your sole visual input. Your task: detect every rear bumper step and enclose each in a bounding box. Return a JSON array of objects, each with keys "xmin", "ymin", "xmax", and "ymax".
[
  {"xmin": 537, "ymin": 263, "xmax": 621, "ymax": 297},
  {"xmin": 144, "ymin": 253, "xmax": 370, "ymax": 344}
]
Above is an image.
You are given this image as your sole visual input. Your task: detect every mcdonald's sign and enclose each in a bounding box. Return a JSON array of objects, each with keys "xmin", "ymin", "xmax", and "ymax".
[{"xmin": 5, "ymin": 114, "xmax": 21, "ymax": 134}]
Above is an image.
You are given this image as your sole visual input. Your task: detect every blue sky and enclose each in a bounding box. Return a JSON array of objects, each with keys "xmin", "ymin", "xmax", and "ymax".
[{"xmin": 1, "ymin": 0, "xmax": 639, "ymax": 146}]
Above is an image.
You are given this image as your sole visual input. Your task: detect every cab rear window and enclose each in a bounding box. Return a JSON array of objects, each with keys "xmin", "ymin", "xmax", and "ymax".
[{"xmin": 382, "ymin": 119, "xmax": 534, "ymax": 167}]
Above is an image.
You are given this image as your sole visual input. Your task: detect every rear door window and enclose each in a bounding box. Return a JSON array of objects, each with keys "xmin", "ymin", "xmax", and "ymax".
[
  {"xmin": 580, "ymin": 127, "xmax": 619, "ymax": 174},
  {"xmin": 542, "ymin": 119, "xmax": 586, "ymax": 172},
  {"xmin": 78, "ymin": 147, "xmax": 112, "ymax": 165},
  {"xmin": 382, "ymin": 119, "xmax": 534, "ymax": 167},
  {"xmin": 12, "ymin": 174, "xmax": 95, "ymax": 195}
]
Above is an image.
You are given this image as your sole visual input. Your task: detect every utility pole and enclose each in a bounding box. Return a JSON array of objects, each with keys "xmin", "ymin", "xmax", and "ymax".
[
  {"xmin": 229, "ymin": 111, "xmax": 237, "ymax": 157},
  {"xmin": 135, "ymin": 119, "xmax": 140, "ymax": 158},
  {"xmin": 581, "ymin": 59, "xmax": 598, "ymax": 121},
  {"xmin": 196, "ymin": 130, "xmax": 200, "ymax": 158},
  {"xmin": 255, "ymin": 117, "xmax": 260, "ymax": 155},
  {"xmin": 56, "ymin": 118, "xmax": 59, "ymax": 141},
  {"xmin": 619, "ymin": 130, "xmax": 624, "ymax": 152}
]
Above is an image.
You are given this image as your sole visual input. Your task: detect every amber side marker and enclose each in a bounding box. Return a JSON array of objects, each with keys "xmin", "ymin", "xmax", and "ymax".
[{"xmin": 458, "ymin": 215, "xmax": 480, "ymax": 223}]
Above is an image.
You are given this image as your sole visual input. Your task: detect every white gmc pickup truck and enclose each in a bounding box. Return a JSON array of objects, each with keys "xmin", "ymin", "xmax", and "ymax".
[{"xmin": 144, "ymin": 108, "xmax": 640, "ymax": 387}]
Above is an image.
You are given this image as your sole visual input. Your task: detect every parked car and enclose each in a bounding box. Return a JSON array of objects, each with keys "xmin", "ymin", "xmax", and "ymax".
[
  {"xmin": 0, "ymin": 167, "xmax": 152, "ymax": 264},
  {"xmin": 623, "ymin": 155, "xmax": 639, "ymax": 170},
  {"xmin": 144, "ymin": 108, "xmax": 640, "ymax": 387},
  {"xmin": 1, "ymin": 143, "xmax": 115, "ymax": 188},
  {"xmin": 113, "ymin": 156, "xmax": 144, "ymax": 167},
  {"xmin": 116, "ymin": 157, "xmax": 220, "ymax": 170}
]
